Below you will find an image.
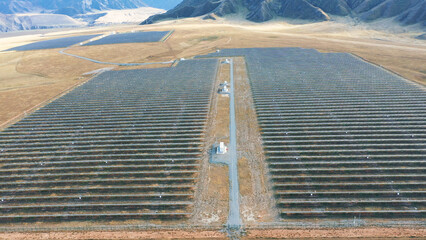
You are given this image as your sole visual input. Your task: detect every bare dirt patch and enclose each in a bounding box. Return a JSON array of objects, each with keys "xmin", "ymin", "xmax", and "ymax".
[
  {"xmin": 243, "ymin": 227, "xmax": 426, "ymax": 239},
  {"xmin": 0, "ymin": 229, "xmax": 226, "ymax": 240}
]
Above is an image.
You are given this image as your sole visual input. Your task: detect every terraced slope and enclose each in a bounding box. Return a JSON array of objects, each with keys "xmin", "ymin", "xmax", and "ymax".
[
  {"xmin": 0, "ymin": 59, "xmax": 218, "ymax": 223},
  {"xmin": 200, "ymin": 48, "xmax": 426, "ymax": 221}
]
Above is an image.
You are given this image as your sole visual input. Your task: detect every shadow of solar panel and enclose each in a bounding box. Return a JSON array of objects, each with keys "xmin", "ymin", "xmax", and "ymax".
[
  {"xmin": 199, "ymin": 48, "xmax": 426, "ymax": 221},
  {"xmin": 5, "ymin": 34, "xmax": 101, "ymax": 51},
  {"xmin": 83, "ymin": 31, "xmax": 171, "ymax": 46},
  {"xmin": 0, "ymin": 59, "xmax": 218, "ymax": 223}
]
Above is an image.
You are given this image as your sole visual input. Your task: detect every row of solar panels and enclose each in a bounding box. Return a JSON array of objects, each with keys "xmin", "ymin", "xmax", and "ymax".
[
  {"xmin": 199, "ymin": 48, "xmax": 426, "ymax": 220},
  {"xmin": 5, "ymin": 31, "xmax": 171, "ymax": 51},
  {"xmin": 0, "ymin": 59, "xmax": 218, "ymax": 223}
]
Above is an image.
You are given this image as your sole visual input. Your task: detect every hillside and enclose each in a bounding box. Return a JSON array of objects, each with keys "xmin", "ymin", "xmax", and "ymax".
[
  {"xmin": 0, "ymin": 0, "xmax": 147, "ymax": 15},
  {"xmin": 0, "ymin": 0, "xmax": 182, "ymax": 15},
  {"xmin": 141, "ymin": 0, "xmax": 426, "ymax": 28},
  {"xmin": 0, "ymin": 0, "xmax": 174, "ymax": 32},
  {"xmin": 76, "ymin": 7, "xmax": 165, "ymax": 25},
  {"xmin": 0, "ymin": 12, "xmax": 85, "ymax": 32}
]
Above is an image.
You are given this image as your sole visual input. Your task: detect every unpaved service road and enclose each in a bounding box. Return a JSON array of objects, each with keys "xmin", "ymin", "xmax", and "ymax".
[
  {"xmin": 1, "ymin": 227, "xmax": 424, "ymax": 239},
  {"xmin": 0, "ymin": 230, "xmax": 226, "ymax": 240}
]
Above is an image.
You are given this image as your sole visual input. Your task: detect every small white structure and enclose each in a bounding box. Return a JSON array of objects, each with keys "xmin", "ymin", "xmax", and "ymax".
[
  {"xmin": 222, "ymin": 59, "xmax": 230, "ymax": 64},
  {"xmin": 219, "ymin": 85, "xmax": 230, "ymax": 94},
  {"xmin": 180, "ymin": 58, "xmax": 186, "ymax": 61},
  {"xmin": 216, "ymin": 142, "xmax": 228, "ymax": 155},
  {"xmin": 220, "ymin": 81, "xmax": 229, "ymax": 87}
]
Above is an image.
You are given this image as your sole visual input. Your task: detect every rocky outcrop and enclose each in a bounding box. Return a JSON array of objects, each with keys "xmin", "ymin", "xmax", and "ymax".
[
  {"xmin": 416, "ymin": 33, "xmax": 426, "ymax": 40},
  {"xmin": 278, "ymin": 0, "xmax": 330, "ymax": 21},
  {"xmin": 203, "ymin": 14, "xmax": 217, "ymax": 20},
  {"xmin": 0, "ymin": 13, "xmax": 18, "ymax": 31},
  {"xmin": 245, "ymin": 0, "xmax": 276, "ymax": 22}
]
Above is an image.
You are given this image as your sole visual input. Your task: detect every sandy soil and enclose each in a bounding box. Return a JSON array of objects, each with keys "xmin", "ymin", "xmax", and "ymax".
[
  {"xmin": 0, "ymin": 229, "xmax": 227, "ymax": 240},
  {"xmin": 1, "ymin": 227, "xmax": 424, "ymax": 239},
  {"xmin": 243, "ymin": 227, "xmax": 426, "ymax": 239}
]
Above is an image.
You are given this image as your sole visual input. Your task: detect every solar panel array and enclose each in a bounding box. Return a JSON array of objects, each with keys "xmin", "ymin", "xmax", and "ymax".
[
  {"xmin": 83, "ymin": 31, "xmax": 170, "ymax": 46},
  {"xmin": 0, "ymin": 59, "xmax": 218, "ymax": 223},
  {"xmin": 200, "ymin": 48, "xmax": 426, "ymax": 221},
  {"xmin": 6, "ymin": 34, "xmax": 101, "ymax": 51}
]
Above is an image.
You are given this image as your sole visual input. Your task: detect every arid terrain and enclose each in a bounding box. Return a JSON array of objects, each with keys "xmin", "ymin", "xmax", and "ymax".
[
  {"xmin": 0, "ymin": 227, "xmax": 425, "ymax": 239},
  {"xmin": 0, "ymin": 16, "xmax": 425, "ymax": 239}
]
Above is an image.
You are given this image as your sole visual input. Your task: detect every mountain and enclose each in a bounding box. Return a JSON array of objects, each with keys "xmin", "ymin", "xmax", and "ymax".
[
  {"xmin": 0, "ymin": 12, "xmax": 84, "ymax": 32},
  {"xmin": 0, "ymin": 0, "xmax": 174, "ymax": 32},
  {"xmin": 0, "ymin": 0, "xmax": 170, "ymax": 15},
  {"xmin": 141, "ymin": 0, "xmax": 426, "ymax": 28},
  {"xmin": 0, "ymin": 12, "xmax": 19, "ymax": 32},
  {"xmin": 143, "ymin": 0, "xmax": 183, "ymax": 10},
  {"xmin": 77, "ymin": 7, "xmax": 165, "ymax": 25}
]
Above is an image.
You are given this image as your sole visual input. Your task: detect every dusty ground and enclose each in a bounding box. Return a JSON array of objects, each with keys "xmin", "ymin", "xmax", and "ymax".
[
  {"xmin": 1, "ymin": 227, "xmax": 424, "ymax": 239},
  {"xmin": 0, "ymin": 229, "xmax": 227, "ymax": 240},
  {"xmin": 243, "ymin": 227, "xmax": 426, "ymax": 239}
]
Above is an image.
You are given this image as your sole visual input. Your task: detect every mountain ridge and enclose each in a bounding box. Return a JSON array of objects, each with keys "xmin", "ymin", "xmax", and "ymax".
[
  {"xmin": 0, "ymin": 0, "xmax": 182, "ymax": 15},
  {"xmin": 0, "ymin": 0, "xmax": 180, "ymax": 32},
  {"xmin": 141, "ymin": 0, "xmax": 426, "ymax": 28}
]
